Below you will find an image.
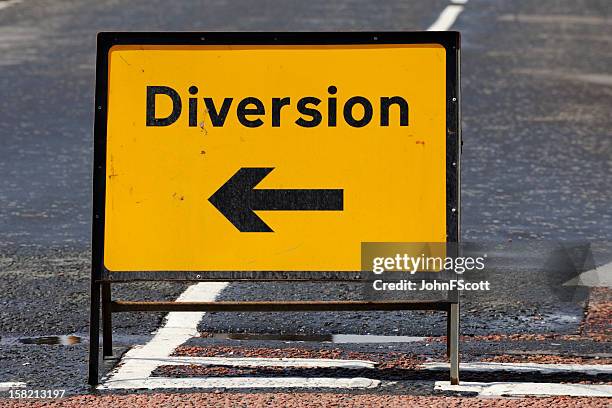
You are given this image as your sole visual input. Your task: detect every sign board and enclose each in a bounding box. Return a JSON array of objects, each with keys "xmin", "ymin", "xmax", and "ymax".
[{"xmin": 93, "ymin": 32, "xmax": 460, "ymax": 275}]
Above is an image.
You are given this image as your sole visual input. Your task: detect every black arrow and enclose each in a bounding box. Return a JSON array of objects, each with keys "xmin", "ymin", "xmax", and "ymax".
[{"xmin": 209, "ymin": 167, "xmax": 344, "ymax": 232}]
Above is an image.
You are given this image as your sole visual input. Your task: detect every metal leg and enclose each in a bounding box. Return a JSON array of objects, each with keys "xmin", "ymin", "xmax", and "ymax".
[
  {"xmin": 102, "ymin": 282, "xmax": 113, "ymax": 358},
  {"xmin": 446, "ymin": 309, "xmax": 451, "ymax": 357},
  {"xmin": 88, "ymin": 280, "xmax": 101, "ymax": 386},
  {"xmin": 449, "ymin": 302, "xmax": 460, "ymax": 385}
]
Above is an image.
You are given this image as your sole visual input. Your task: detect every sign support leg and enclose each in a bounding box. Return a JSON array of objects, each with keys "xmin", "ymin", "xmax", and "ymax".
[
  {"xmin": 102, "ymin": 282, "xmax": 113, "ymax": 357},
  {"xmin": 449, "ymin": 302, "xmax": 460, "ymax": 385},
  {"xmin": 446, "ymin": 308, "xmax": 451, "ymax": 357},
  {"xmin": 88, "ymin": 280, "xmax": 101, "ymax": 386}
]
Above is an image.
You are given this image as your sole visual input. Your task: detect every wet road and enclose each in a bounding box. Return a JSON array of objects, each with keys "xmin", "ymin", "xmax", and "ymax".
[{"xmin": 0, "ymin": 0, "xmax": 611, "ymax": 399}]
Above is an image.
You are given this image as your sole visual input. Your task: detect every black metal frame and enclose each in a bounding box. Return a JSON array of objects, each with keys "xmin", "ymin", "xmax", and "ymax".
[{"xmin": 89, "ymin": 31, "xmax": 461, "ymax": 386}]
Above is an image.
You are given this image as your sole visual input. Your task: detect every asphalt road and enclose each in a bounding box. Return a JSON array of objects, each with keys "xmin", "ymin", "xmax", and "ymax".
[{"xmin": 0, "ymin": 0, "xmax": 611, "ymax": 398}]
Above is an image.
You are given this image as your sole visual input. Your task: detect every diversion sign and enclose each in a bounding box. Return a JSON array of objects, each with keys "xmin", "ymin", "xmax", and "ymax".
[
  {"xmin": 93, "ymin": 32, "xmax": 460, "ymax": 275},
  {"xmin": 89, "ymin": 32, "xmax": 462, "ymax": 386}
]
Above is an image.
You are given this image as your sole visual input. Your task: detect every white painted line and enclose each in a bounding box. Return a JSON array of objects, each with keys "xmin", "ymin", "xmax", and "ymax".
[
  {"xmin": 100, "ymin": 282, "xmax": 229, "ymax": 388},
  {"xmin": 424, "ymin": 361, "xmax": 612, "ymax": 375},
  {"xmin": 427, "ymin": 5, "xmax": 464, "ymax": 31},
  {"xmin": 100, "ymin": 282, "xmax": 381, "ymax": 390},
  {"xmin": 563, "ymin": 261, "xmax": 612, "ymax": 287},
  {"xmin": 498, "ymin": 14, "xmax": 612, "ymax": 26},
  {"xmin": 0, "ymin": 382, "xmax": 26, "ymax": 391},
  {"xmin": 332, "ymin": 334, "xmax": 426, "ymax": 343},
  {"xmin": 0, "ymin": 0, "xmax": 21, "ymax": 11},
  {"xmin": 435, "ymin": 381, "xmax": 612, "ymax": 397},
  {"xmin": 101, "ymin": 376, "xmax": 379, "ymax": 390},
  {"xmin": 451, "ymin": 0, "xmax": 468, "ymax": 4},
  {"xmin": 155, "ymin": 356, "xmax": 377, "ymax": 369}
]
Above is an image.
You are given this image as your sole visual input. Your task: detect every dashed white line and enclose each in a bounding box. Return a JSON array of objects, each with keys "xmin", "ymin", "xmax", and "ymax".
[
  {"xmin": 424, "ymin": 361, "xmax": 612, "ymax": 375},
  {"xmin": 427, "ymin": 4, "xmax": 465, "ymax": 31},
  {"xmin": 498, "ymin": 14, "xmax": 612, "ymax": 26},
  {"xmin": 434, "ymin": 381, "xmax": 612, "ymax": 397}
]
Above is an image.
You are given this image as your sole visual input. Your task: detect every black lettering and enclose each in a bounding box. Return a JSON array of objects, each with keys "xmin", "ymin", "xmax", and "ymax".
[
  {"xmin": 204, "ymin": 98, "xmax": 233, "ymax": 127},
  {"xmin": 147, "ymin": 86, "xmax": 408, "ymax": 129},
  {"xmin": 272, "ymin": 97, "xmax": 291, "ymax": 127},
  {"xmin": 188, "ymin": 86, "xmax": 198, "ymax": 127},
  {"xmin": 146, "ymin": 86, "xmax": 182, "ymax": 126},
  {"xmin": 381, "ymin": 96, "xmax": 409, "ymax": 126},
  {"xmin": 328, "ymin": 86, "xmax": 337, "ymax": 127},
  {"xmin": 343, "ymin": 96, "xmax": 373, "ymax": 128},
  {"xmin": 189, "ymin": 99, "xmax": 198, "ymax": 127},
  {"xmin": 237, "ymin": 97, "xmax": 265, "ymax": 128},
  {"xmin": 295, "ymin": 97, "xmax": 322, "ymax": 128}
]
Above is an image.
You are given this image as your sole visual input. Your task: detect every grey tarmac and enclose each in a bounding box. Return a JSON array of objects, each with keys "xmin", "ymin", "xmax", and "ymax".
[{"xmin": 0, "ymin": 0, "xmax": 610, "ymax": 402}]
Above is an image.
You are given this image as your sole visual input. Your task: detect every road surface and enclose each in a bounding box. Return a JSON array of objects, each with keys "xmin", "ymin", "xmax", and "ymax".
[{"xmin": 0, "ymin": 0, "xmax": 610, "ymax": 402}]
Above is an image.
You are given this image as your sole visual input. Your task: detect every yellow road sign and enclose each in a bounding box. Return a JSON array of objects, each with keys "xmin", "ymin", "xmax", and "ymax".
[{"xmin": 95, "ymin": 33, "xmax": 460, "ymax": 272}]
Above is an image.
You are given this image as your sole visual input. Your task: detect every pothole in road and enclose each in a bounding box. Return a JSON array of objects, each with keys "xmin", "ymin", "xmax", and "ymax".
[
  {"xmin": 16, "ymin": 335, "xmax": 81, "ymax": 345},
  {"xmin": 0, "ymin": 335, "xmax": 81, "ymax": 346},
  {"xmin": 0, "ymin": 333, "xmax": 153, "ymax": 346}
]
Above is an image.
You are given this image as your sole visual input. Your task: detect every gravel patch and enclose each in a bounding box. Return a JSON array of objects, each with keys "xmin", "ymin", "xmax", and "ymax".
[{"xmin": 1, "ymin": 392, "xmax": 610, "ymax": 407}]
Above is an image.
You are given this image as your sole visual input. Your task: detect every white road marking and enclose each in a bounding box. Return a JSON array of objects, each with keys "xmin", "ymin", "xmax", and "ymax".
[
  {"xmin": 0, "ymin": 0, "xmax": 21, "ymax": 11},
  {"xmin": 100, "ymin": 282, "xmax": 379, "ymax": 390},
  {"xmin": 434, "ymin": 381, "xmax": 612, "ymax": 397},
  {"xmin": 150, "ymin": 356, "xmax": 377, "ymax": 369},
  {"xmin": 499, "ymin": 14, "xmax": 612, "ymax": 26},
  {"xmin": 563, "ymin": 261, "xmax": 612, "ymax": 287},
  {"xmin": 0, "ymin": 382, "xmax": 26, "ymax": 391},
  {"xmin": 572, "ymin": 74, "xmax": 612, "ymax": 87},
  {"xmin": 428, "ymin": 4, "xmax": 465, "ymax": 31},
  {"xmin": 100, "ymin": 282, "xmax": 228, "ymax": 388},
  {"xmin": 424, "ymin": 361, "xmax": 612, "ymax": 375},
  {"xmin": 101, "ymin": 376, "xmax": 379, "ymax": 390},
  {"xmin": 514, "ymin": 69, "xmax": 612, "ymax": 88}
]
